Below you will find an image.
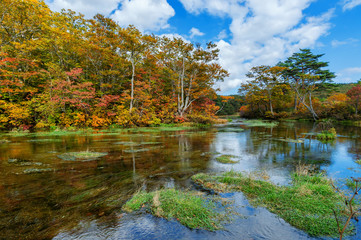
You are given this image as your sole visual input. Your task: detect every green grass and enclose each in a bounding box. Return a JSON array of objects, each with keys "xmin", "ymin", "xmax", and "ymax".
[
  {"xmin": 243, "ymin": 120, "xmax": 279, "ymax": 128},
  {"xmin": 122, "ymin": 189, "xmax": 225, "ymax": 231},
  {"xmin": 192, "ymin": 171, "xmax": 353, "ymax": 237},
  {"xmin": 317, "ymin": 128, "xmax": 337, "ymax": 141},
  {"xmin": 215, "ymin": 155, "xmax": 239, "ymax": 164}
]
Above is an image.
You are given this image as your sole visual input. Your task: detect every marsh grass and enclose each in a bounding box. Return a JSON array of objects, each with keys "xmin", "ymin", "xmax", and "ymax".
[
  {"xmin": 192, "ymin": 170, "xmax": 353, "ymax": 237},
  {"xmin": 317, "ymin": 128, "xmax": 337, "ymax": 141},
  {"xmin": 122, "ymin": 189, "xmax": 226, "ymax": 231},
  {"xmin": 215, "ymin": 155, "xmax": 239, "ymax": 164},
  {"xmin": 242, "ymin": 120, "xmax": 279, "ymax": 128}
]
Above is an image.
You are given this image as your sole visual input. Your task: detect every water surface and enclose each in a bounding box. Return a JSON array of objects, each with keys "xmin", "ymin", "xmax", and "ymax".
[{"xmin": 1, "ymin": 120, "xmax": 361, "ymax": 239}]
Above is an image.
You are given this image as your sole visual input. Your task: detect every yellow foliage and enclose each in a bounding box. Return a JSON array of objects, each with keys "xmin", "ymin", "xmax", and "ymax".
[
  {"xmin": 34, "ymin": 121, "xmax": 49, "ymax": 129},
  {"xmin": 7, "ymin": 103, "xmax": 30, "ymax": 126},
  {"xmin": 90, "ymin": 115, "xmax": 110, "ymax": 128}
]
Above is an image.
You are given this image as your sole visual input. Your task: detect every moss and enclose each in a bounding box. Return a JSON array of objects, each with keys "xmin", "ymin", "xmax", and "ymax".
[
  {"xmin": 123, "ymin": 189, "xmax": 226, "ymax": 231},
  {"xmin": 215, "ymin": 155, "xmax": 239, "ymax": 164},
  {"xmin": 192, "ymin": 171, "xmax": 353, "ymax": 237}
]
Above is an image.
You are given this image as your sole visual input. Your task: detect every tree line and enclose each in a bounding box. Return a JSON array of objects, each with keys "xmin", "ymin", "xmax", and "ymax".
[
  {"xmin": 0, "ymin": 0, "xmax": 228, "ymax": 130},
  {"xmin": 238, "ymin": 49, "xmax": 361, "ymax": 121}
]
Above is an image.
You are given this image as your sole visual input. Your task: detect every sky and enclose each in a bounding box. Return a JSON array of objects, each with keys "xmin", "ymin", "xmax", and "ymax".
[{"xmin": 44, "ymin": 0, "xmax": 361, "ymax": 95}]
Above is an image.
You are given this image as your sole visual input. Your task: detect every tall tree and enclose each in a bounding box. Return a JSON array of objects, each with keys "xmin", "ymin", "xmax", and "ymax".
[
  {"xmin": 278, "ymin": 49, "xmax": 335, "ymax": 120},
  {"xmin": 245, "ymin": 65, "xmax": 286, "ymax": 116}
]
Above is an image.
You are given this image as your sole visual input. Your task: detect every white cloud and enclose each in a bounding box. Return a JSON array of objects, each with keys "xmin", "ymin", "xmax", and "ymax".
[
  {"xmin": 189, "ymin": 27, "xmax": 205, "ymax": 38},
  {"xmin": 45, "ymin": 0, "xmax": 119, "ymax": 18},
  {"xmin": 343, "ymin": 67, "xmax": 361, "ymax": 74},
  {"xmin": 111, "ymin": 0, "xmax": 175, "ymax": 32},
  {"xmin": 331, "ymin": 38, "xmax": 359, "ymax": 47},
  {"xmin": 217, "ymin": 30, "xmax": 228, "ymax": 40},
  {"xmin": 336, "ymin": 67, "xmax": 361, "ymax": 83},
  {"xmin": 159, "ymin": 33, "xmax": 191, "ymax": 43},
  {"xmin": 46, "ymin": 0, "xmax": 175, "ymax": 32},
  {"xmin": 179, "ymin": 0, "xmax": 334, "ymax": 93},
  {"xmin": 342, "ymin": 0, "xmax": 361, "ymax": 11}
]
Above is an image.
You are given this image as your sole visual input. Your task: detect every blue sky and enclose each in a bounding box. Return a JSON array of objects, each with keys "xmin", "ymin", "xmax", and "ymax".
[{"xmin": 45, "ymin": 0, "xmax": 361, "ymax": 94}]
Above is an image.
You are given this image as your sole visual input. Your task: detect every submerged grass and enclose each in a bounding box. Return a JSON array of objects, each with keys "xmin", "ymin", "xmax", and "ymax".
[
  {"xmin": 277, "ymin": 138, "xmax": 304, "ymax": 143},
  {"xmin": 242, "ymin": 120, "xmax": 279, "ymax": 128},
  {"xmin": 122, "ymin": 189, "xmax": 224, "ymax": 231},
  {"xmin": 192, "ymin": 171, "xmax": 353, "ymax": 237},
  {"xmin": 57, "ymin": 151, "xmax": 107, "ymax": 161},
  {"xmin": 215, "ymin": 155, "xmax": 239, "ymax": 164}
]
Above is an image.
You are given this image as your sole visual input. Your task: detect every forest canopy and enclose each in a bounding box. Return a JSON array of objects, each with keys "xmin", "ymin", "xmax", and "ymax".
[{"xmin": 0, "ymin": 0, "xmax": 228, "ymax": 130}]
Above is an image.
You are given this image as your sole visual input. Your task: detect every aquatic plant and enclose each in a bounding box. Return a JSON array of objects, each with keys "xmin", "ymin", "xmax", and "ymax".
[
  {"xmin": 242, "ymin": 120, "xmax": 279, "ymax": 128},
  {"xmin": 217, "ymin": 128, "xmax": 244, "ymax": 132},
  {"xmin": 215, "ymin": 155, "xmax": 239, "ymax": 164},
  {"xmin": 123, "ymin": 148, "xmax": 150, "ymax": 153},
  {"xmin": 277, "ymin": 138, "xmax": 304, "ymax": 143},
  {"xmin": 123, "ymin": 189, "xmax": 225, "ymax": 231},
  {"xmin": 192, "ymin": 170, "xmax": 353, "ymax": 237},
  {"xmin": 317, "ymin": 128, "xmax": 337, "ymax": 141},
  {"xmin": 57, "ymin": 151, "xmax": 108, "ymax": 161}
]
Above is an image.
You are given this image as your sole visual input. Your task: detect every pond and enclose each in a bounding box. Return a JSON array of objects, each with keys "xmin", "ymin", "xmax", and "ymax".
[{"xmin": 1, "ymin": 120, "xmax": 361, "ymax": 239}]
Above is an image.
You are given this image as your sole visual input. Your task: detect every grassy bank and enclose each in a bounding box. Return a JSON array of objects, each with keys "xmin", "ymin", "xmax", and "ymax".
[
  {"xmin": 0, "ymin": 123, "xmax": 208, "ymax": 137},
  {"xmin": 122, "ymin": 189, "xmax": 227, "ymax": 231},
  {"xmin": 192, "ymin": 170, "xmax": 354, "ymax": 237}
]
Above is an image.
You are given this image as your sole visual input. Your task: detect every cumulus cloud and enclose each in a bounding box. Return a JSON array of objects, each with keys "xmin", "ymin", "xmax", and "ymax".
[
  {"xmin": 111, "ymin": 0, "xmax": 175, "ymax": 32},
  {"xmin": 179, "ymin": 0, "xmax": 334, "ymax": 93},
  {"xmin": 45, "ymin": 0, "xmax": 120, "ymax": 18},
  {"xmin": 342, "ymin": 0, "xmax": 361, "ymax": 11},
  {"xmin": 189, "ymin": 27, "xmax": 205, "ymax": 38}
]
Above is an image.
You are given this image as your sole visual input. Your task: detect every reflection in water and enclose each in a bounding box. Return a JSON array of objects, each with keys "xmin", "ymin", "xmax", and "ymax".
[{"xmin": 1, "ymin": 121, "xmax": 361, "ymax": 239}]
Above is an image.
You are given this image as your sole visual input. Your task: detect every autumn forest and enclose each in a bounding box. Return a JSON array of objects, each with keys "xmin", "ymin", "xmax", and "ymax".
[
  {"xmin": 1, "ymin": 0, "xmax": 361, "ymax": 132},
  {"xmin": 0, "ymin": 0, "xmax": 229, "ymax": 130}
]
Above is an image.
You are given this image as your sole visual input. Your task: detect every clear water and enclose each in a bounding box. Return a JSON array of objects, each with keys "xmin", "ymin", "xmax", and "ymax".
[{"xmin": 1, "ymin": 120, "xmax": 361, "ymax": 239}]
